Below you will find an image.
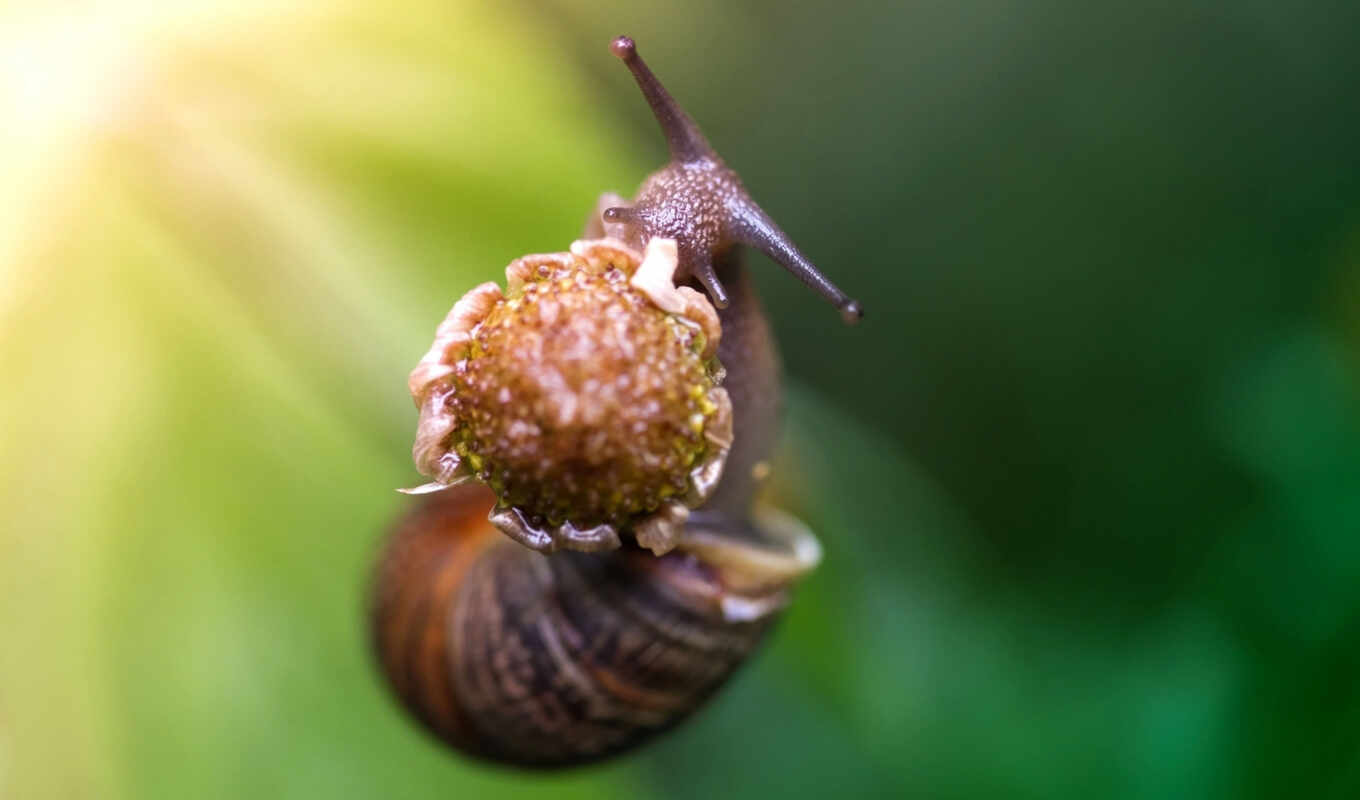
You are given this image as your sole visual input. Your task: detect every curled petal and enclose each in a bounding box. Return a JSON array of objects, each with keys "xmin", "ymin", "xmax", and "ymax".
[
  {"xmin": 676, "ymin": 286, "xmax": 722, "ymax": 359},
  {"xmin": 488, "ymin": 506, "xmax": 623, "ymax": 553},
  {"xmin": 407, "ymin": 282, "xmax": 501, "ymax": 403},
  {"xmin": 411, "ymin": 387, "xmax": 472, "ymax": 485},
  {"xmin": 687, "ymin": 389, "xmax": 732, "ymax": 505},
  {"xmin": 703, "ymin": 387, "xmax": 734, "ymax": 450},
  {"xmin": 629, "ymin": 238, "xmax": 685, "ymax": 313},
  {"xmin": 506, "ymin": 252, "xmax": 575, "ymax": 294},
  {"xmin": 397, "ymin": 478, "xmax": 470, "ymax": 495},
  {"xmin": 570, "ymin": 238, "xmax": 644, "ymax": 271},
  {"xmin": 626, "ymin": 238, "xmax": 721, "ymax": 358},
  {"xmin": 633, "ymin": 501, "xmax": 690, "ymax": 556}
]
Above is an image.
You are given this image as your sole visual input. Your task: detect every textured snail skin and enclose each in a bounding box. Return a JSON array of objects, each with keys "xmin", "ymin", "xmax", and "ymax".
[
  {"xmin": 702, "ymin": 254, "xmax": 781, "ymax": 518},
  {"xmin": 371, "ymin": 484, "xmax": 777, "ymax": 767},
  {"xmin": 603, "ymin": 36, "xmax": 863, "ymax": 324},
  {"xmin": 371, "ymin": 37, "xmax": 854, "ymax": 768}
]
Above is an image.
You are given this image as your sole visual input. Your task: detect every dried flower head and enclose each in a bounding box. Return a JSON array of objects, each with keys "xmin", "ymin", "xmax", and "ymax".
[{"xmin": 407, "ymin": 238, "xmax": 731, "ymax": 554}]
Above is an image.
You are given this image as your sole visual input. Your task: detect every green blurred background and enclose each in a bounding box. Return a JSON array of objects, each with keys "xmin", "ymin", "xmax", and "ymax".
[{"xmin": 3, "ymin": 0, "xmax": 1360, "ymax": 797}]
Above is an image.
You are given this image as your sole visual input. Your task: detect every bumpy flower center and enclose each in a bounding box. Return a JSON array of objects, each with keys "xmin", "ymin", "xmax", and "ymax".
[{"xmin": 447, "ymin": 256, "xmax": 719, "ymax": 529}]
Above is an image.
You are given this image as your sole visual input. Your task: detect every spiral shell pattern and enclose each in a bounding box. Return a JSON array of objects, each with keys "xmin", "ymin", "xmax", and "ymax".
[{"xmin": 371, "ymin": 484, "xmax": 820, "ymax": 767}]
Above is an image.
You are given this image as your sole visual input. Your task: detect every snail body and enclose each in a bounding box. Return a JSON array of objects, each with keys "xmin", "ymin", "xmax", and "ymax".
[{"xmin": 371, "ymin": 37, "xmax": 859, "ymax": 767}]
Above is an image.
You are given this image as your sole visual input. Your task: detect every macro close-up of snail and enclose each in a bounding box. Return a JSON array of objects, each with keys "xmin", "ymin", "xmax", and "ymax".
[
  {"xmin": 370, "ymin": 36, "xmax": 862, "ymax": 767},
  {"xmin": 8, "ymin": 0, "xmax": 1360, "ymax": 796}
]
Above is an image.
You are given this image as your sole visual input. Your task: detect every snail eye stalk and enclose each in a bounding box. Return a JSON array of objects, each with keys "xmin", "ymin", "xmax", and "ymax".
[
  {"xmin": 609, "ymin": 35, "xmax": 864, "ymax": 323},
  {"xmin": 610, "ymin": 35, "xmax": 714, "ymax": 163}
]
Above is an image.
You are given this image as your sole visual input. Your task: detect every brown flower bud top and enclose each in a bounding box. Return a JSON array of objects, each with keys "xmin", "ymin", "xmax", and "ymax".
[{"xmin": 407, "ymin": 238, "xmax": 731, "ymax": 555}]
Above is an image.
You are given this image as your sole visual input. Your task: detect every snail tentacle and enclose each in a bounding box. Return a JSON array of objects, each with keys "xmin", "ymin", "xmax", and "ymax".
[
  {"xmin": 610, "ymin": 35, "xmax": 714, "ymax": 163},
  {"xmin": 607, "ymin": 37, "xmax": 862, "ymax": 321}
]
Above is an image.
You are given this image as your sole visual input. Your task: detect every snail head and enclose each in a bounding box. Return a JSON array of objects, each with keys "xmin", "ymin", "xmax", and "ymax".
[{"xmin": 601, "ymin": 36, "xmax": 863, "ymax": 324}]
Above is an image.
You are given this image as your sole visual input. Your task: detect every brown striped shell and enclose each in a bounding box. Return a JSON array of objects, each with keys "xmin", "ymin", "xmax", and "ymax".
[{"xmin": 371, "ymin": 484, "xmax": 819, "ymax": 767}]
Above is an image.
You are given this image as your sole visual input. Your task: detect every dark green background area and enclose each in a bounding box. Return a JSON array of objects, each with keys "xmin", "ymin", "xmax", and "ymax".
[{"xmin": 3, "ymin": 0, "xmax": 1359, "ymax": 797}]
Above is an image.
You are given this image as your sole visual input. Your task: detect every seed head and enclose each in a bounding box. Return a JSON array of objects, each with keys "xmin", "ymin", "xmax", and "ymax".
[{"xmin": 407, "ymin": 239, "xmax": 730, "ymax": 554}]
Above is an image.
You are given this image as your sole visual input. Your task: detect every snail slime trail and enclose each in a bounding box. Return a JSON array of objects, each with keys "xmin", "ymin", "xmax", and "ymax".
[{"xmin": 371, "ymin": 36, "xmax": 860, "ymax": 768}]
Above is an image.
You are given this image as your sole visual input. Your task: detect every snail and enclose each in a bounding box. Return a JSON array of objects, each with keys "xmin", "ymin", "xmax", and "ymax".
[{"xmin": 370, "ymin": 36, "xmax": 860, "ymax": 768}]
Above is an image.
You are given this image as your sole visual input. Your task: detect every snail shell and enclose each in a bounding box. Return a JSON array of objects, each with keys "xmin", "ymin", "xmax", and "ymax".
[{"xmin": 371, "ymin": 483, "xmax": 820, "ymax": 767}]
